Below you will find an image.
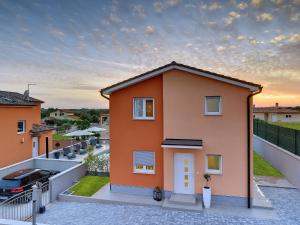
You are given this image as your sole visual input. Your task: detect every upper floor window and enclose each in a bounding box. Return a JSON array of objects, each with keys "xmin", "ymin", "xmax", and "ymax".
[
  {"xmin": 133, "ymin": 97, "xmax": 154, "ymax": 120},
  {"xmin": 17, "ymin": 120, "xmax": 26, "ymax": 133},
  {"xmin": 205, "ymin": 96, "xmax": 222, "ymax": 115}
]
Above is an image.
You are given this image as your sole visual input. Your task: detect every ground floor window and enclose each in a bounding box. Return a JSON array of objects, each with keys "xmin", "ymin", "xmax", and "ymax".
[
  {"xmin": 17, "ymin": 120, "xmax": 26, "ymax": 133},
  {"xmin": 133, "ymin": 151, "xmax": 155, "ymax": 174},
  {"xmin": 205, "ymin": 154, "xmax": 222, "ymax": 174}
]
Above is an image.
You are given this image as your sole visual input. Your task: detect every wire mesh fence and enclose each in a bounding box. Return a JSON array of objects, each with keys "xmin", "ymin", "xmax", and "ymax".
[{"xmin": 254, "ymin": 119, "xmax": 300, "ymax": 156}]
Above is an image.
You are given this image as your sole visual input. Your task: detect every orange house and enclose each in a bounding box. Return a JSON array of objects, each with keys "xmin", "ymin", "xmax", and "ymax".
[
  {"xmin": 101, "ymin": 62, "xmax": 262, "ymax": 208},
  {"xmin": 0, "ymin": 91, "xmax": 53, "ymax": 168}
]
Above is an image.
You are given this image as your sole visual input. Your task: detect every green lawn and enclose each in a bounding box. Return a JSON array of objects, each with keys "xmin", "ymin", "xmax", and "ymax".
[
  {"xmin": 253, "ymin": 152, "xmax": 283, "ymax": 177},
  {"xmin": 53, "ymin": 133, "xmax": 71, "ymax": 140},
  {"xmin": 70, "ymin": 176, "xmax": 109, "ymax": 196},
  {"xmin": 271, "ymin": 122, "xmax": 300, "ymax": 131}
]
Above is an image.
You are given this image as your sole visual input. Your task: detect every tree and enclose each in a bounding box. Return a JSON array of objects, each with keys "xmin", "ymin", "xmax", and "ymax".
[{"xmin": 76, "ymin": 120, "xmax": 90, "ymax": 130}]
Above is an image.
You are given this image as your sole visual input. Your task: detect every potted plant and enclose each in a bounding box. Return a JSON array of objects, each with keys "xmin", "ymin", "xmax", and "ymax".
[
  {"xmin": 203, "ymin": 173, "xmax": 211, "ymax": 208},
  {"xmin": 153, "ymin": 186, "xmax": 163, "ymax": 201},
  {"xmin": 54, "ymin": 142, "xmax": 61, "ymax": 159}
]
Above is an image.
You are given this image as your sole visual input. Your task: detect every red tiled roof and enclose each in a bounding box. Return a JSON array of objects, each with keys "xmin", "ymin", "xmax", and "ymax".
[{"xmin": 101, "ymin": 61, "xmax": 262, "ymax": 95}]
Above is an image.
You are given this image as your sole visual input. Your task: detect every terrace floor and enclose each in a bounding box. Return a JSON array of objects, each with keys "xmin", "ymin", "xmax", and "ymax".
[
  {"xmin": 36, "ymin": 187, "xmax": 300, "ymax": 225},
  {"xmin": 58, "ymin": 142, "xmax": 109, "ymax": 162}
]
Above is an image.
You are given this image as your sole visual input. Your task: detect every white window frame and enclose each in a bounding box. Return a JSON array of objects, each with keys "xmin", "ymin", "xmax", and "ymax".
[
  {"xmin": 205, "ymin": 154, "xmax": 222, "ymax": 174},
  {"xmin": 133, "ymin": 97, "xmax": 155, "ymax": 120},
  {"xmin": 133, "ymin": 151, "xmax": 155, "ymax": 175},
  {"xmin": 205, "ymin": 96, "xmax": 222, "ymax": 115},
  {"xmin": 17, "ymin": 120, "xmax": 26, "ymax": 134}
]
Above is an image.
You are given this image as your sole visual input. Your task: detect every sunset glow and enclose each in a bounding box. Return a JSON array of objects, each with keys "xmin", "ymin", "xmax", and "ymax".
[{"xmin": 0, "ymin": 0, "xmax": 299, "ymax": 108}]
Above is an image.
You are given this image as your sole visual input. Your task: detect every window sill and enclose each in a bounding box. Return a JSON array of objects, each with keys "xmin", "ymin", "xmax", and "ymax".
[
  {"xmin": 206, "ymin": 170, "xmax": 222, "ymax": 175},
  {"xmin": 17, "ymin": 132, "xmax": 25, "ymax": 135},
  {"xmin": 133, "ymin": 117, "xmax": 155, "ymax": 121},
  {"xmin": 204, "ymin": 113, "xmax": 223, "ymax": 116},
  {"xmin": 133, "ymin": 170, "xmax": 155, "ymax": 175}
]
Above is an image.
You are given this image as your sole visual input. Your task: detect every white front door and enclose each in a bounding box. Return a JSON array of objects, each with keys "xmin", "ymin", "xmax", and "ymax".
[
  {"xmin": 174, "ymin": 153, "xmax": 195, "ymax": 194},
  {"xmin": 32, "ymin": 137, "xmax": 39, "ymax": 158}
]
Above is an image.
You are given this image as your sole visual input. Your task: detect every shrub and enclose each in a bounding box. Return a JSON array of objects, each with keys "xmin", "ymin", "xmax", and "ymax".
[
  {"xmin": 99, "ymin": 154, "xmax": 110, "ymax": 172},
  {"xmin": 84, "ymin": 146, "xmax": 100, "ymax": 175}
]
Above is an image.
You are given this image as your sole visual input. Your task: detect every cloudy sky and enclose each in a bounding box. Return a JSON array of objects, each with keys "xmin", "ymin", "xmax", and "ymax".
[{"xmin": 0, "ymin": 0, "xmax": 299, "ymax": 108}]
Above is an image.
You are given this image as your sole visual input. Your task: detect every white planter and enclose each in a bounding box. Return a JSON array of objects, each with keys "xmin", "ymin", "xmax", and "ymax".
[{"xmin": 203, "ymin": 187, "xmax": 211, "ymax": 208}]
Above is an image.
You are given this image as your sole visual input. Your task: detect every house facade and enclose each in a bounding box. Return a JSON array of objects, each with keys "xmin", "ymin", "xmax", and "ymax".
[
  {"xmin": 101, "ymin": 62, "xmax": 262, "ymax": 207},
  {"xmin": 254, "ymin": 103, "xmax": 300, "ymax": 123},
  {"xmin": 0, "ymin": 91, "xmax": 53, "ymax": 168},
  {"xmin": 49, "ymin": 109, "xmax": 79, "ymax": 121}
]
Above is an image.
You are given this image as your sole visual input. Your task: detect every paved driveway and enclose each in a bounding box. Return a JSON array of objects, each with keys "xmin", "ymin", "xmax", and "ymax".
[{"xmin": 37, "ymin": 187, "xmax": 300, "ymax": 225}]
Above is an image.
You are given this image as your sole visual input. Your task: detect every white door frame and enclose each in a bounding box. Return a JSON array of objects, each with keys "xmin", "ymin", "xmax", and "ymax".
[
  {"xmin": 174, "ymin": 153, "xmax": 195, "ymax": 194},
  {"xmin": 32, "ymin": 137, "xmax": 39, "ymax": 158}
]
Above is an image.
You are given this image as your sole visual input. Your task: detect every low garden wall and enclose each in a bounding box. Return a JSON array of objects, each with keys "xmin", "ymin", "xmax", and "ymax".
[
  {"xmin": 52, "ymin": 139, "xmax": 80, "ymax": 149},
  {"xmin": 254, "ymin": 135, "xmax": 300, "ymax": 189},
  {"xmin": 49, "ymin": 163, "xmax": 86, "ymax": 202},
  {"xmin": 0, "ymin": 158, "xmax": 34, "ymax": 178},
  {"xmin": 0, "ymin": 158, "xmax": 80, "ymax": 178}
]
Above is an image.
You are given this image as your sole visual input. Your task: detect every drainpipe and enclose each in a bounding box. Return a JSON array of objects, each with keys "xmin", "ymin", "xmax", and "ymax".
[
  {"xmin": 100, "ymin": 90, "xmax": 110, "ymax": 100},
  {"xmin": 247, "ymin": 87, "xmax": 262, "ymax": 208}
]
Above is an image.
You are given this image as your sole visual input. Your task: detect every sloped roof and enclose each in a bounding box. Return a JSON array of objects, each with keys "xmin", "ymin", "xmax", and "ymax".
[
  {"xmin": 254, "ymin": 107, "xmax": 300, "ymax": 114},
  {"xmin": 0, "ymin": 91, "xmax": 43, "ymax": 106},
  {"xmin": 101, "ymin": 61, "xmax": 262, "ymax": 95},
  {"xmin": 31, "ymin": 123, "xmax": 54, "ymax": 134}
]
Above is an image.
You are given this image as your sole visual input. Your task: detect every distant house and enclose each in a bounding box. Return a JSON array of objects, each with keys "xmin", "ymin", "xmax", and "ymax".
[
  {"xmin": 49, "ymin": 109, "xmax": 80, "ymax": 121},
  {"xmin": 0, "ymin": 91, "xmax": 54, "ymax": 168},
  {"xmin": 254, "ymin": 103, "xmax": 300, "ymax": 123},
  {"xmin": 101, "ymin": 61, "xmax": 262, "ymax": 208},
  {"xmin": 99, "ymin": 113, "xmax": 109, "ymax": 126}
]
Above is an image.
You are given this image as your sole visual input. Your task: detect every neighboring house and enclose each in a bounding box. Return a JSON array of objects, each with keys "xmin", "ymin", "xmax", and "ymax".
[
  {"xmin": 100, "ymin": 114, "xmax": 109, "ymax": 126},
  {"xmin": 254, "ymin": 103, "xmax": 300, "ymax": 123},
  {"xmin": 49, "ymin": 109, "xmax": 80, "ymax": 121},
  {"xmin": 0, "ymin": 91, "xmax": 54, "ymax": 168},
  {"xmin": 101, "ymin": 61, "xmax": 262, "ymax": 208}
]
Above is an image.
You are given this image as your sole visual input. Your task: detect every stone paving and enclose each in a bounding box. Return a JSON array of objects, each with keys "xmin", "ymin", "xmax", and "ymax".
[{"xmin": 37, "ymin": 187, "xmax": 300, "ymax": 225}]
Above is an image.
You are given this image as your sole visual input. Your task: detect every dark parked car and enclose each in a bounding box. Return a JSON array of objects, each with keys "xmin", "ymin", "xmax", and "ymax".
[{"xmin": 0, "ymin": 168, "xmax": 59, "ymax": 202}]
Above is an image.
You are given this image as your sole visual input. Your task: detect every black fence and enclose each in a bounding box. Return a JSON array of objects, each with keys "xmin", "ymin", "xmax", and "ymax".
[{"xmin": 253, "ymin": 119, "xmax": 300, "ymax": 156}]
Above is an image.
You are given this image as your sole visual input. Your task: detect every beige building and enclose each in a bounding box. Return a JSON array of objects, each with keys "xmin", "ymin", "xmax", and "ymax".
[
  {"xmin": 49, "ymin": 109, "xmax": 80, "ymax": 121},
  {"xmin": 254, "ymin": 103, "xmax": 300, "ymax": 123}
]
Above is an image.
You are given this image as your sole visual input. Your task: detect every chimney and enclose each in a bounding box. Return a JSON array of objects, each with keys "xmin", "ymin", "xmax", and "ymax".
[
  {"xmin": 275, "ymin": 102, "xmax": 279, "ymax": 108},
  {"xmin": 23, "ymin": 90, "xmax": 30, "ymax": 101}
]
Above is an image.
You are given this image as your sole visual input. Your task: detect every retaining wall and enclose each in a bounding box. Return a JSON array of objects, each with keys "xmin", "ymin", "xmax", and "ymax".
[{"xmin": 254, "ymin": 135, "xmax": 300, "ymax": 189}]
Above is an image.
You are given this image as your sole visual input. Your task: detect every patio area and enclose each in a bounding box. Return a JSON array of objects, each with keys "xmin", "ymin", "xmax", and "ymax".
[{"xmin": 40, "ymin": 138, "xmax": 109, "ymax": 162}]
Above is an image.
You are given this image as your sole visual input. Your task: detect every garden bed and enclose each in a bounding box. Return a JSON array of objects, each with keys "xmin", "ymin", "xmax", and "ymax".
[{"xmin": 70, "ymin": 176, "xmax": 109, "ymax": 196}]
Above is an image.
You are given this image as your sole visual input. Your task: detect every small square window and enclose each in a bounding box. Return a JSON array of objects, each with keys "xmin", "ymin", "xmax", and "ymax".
[
  {"xmin": 205, "ymin": 155, "xmax": 222, "ymax": 174},
  {"xmin": 133, "ymin": 98, "xmax": 154, "ymax": 120},
  {"xmin": 205, "ymin": 96, "xmax": 222, "ymax": 115},
  {"xmin": 17, "ymin": 120, "xmax": 26, "ymax": 133},
  {"xmin": 133, "ymin": 151, "xmax": 155, "ymax": 174}
]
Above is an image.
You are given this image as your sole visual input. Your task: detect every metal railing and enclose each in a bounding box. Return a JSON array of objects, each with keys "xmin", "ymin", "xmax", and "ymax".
[{"xmin": 0, "ymin": 182, "xmax": 50, "ymax": 221}]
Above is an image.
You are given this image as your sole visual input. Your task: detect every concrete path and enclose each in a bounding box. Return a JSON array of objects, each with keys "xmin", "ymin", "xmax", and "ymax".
[
  {"xmin": 252, "ymin": 183, "xmax": 273, "ymax": 209},
  {"xmin": 255, "ymin": 176, "xmax": 297, "ymax": 189},
  {"xmin": 91, "ymin": 184, "xmax": 162, "ymax": 206}
]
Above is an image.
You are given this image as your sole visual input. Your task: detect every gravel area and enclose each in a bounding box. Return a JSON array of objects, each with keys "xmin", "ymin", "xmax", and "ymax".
[{"xmin": 37, "ymin": 187, "xmax": 300, "ymax": 225}]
